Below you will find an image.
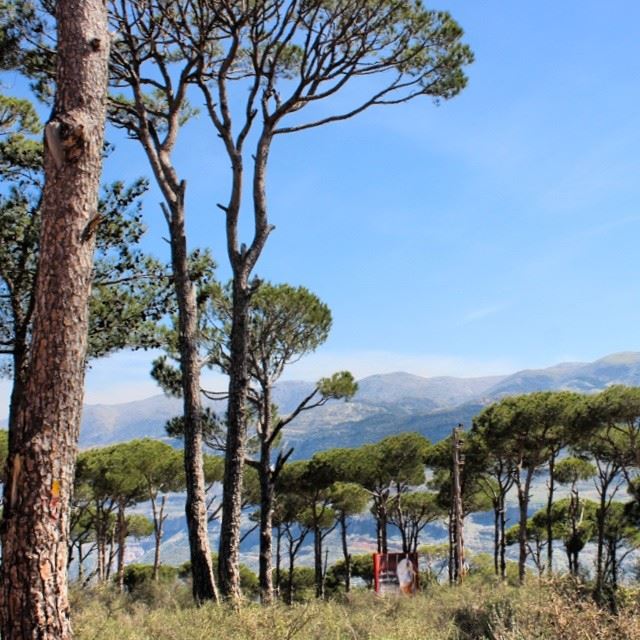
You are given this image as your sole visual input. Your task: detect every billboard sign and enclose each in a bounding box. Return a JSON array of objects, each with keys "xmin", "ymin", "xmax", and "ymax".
[{"xmin": 373, "ymin": 552, "xmax": 418, "ymax": 595}]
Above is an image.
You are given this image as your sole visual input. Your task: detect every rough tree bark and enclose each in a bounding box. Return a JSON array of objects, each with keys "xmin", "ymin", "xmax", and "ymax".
[
  {"xmin": 218, "ymin": 129, "xmax": 274, "ymax": 600},
  {"xmin": 218, "ymin": 277, "xmax": 251, "ymax": 600},
  {"xmin": 0, "ymin": 1, "xmax": 109, "ymax": 637},
  {"xmin": 167, "ymin": 193, "xmax": 219, "ymax": 603}
]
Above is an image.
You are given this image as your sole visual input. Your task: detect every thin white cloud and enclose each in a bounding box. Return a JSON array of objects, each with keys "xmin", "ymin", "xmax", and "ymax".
[{"xmin": 460, "ymin": 303, "xmax": 509, "ymax": 325}]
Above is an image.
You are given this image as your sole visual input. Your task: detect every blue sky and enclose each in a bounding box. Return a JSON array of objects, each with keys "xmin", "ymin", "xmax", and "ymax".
[{"xmin": 3, "ymin": 1, "xmax": 640, "ymax": 416}]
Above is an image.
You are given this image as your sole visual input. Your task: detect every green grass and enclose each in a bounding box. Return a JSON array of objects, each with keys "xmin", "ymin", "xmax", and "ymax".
[{"xmin": 71, "ymin": 577, "xmax": 640, "ymax": 640}]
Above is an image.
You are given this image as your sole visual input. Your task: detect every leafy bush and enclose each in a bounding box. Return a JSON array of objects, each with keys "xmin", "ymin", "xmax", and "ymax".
[{"xmin": 122, "ymin": 564, "xmax": 179, "ymax": 592}]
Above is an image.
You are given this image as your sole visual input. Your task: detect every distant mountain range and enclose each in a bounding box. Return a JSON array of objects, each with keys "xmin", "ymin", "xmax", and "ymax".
[
  {"xmin": 76, "ymin": 351, "xmax": 640, "ymax": 456},
  {"xmin": 38, "ymin": 351, "xmax": 640, "ymax": 570}
]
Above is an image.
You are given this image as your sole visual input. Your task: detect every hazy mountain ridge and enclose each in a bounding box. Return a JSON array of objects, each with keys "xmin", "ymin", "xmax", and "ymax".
[
  {"xmin": 485, "ymin": 351, "xmax": 640, "ymax": 398},
  {"xmin": 71, "ymin": 351, "xmax": 640, "ymax": 450}
]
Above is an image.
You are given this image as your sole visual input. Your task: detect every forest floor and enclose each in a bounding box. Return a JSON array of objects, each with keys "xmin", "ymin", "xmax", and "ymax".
[{"xmin": 72, "ymin": 576, "xmax": 640, "ymax": 640}]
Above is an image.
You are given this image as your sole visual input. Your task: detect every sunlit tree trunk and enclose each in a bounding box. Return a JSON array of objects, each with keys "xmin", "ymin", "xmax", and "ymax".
[
  {"xmin": 0, "ymin": 0, "xmax": 109, "ymax": 636},
  {"xmin": 167, "ymin": 195, "xmax": 218, "ymax": 603}
]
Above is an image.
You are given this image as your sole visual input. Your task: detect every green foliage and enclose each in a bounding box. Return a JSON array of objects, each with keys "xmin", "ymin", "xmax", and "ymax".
[
  {"xmin": 0, "ymin": 1, "xmax": 38, "ymax": 70},
  {"xmin": 601, "ymin": 501, "xmax": 640, "ymax": 550},
  {"xmin": 242, "ymin": 283, "xmax": 333, "ymax": 381},
  {"xmin": 237, "ymin": 563, "xmax": 260, "ymax": 601},
  {"xmin": 121, "ymin": 563, "xmax": 179, "ymax": 592},
  {"xmin": 322, "ymin": 433, "xmax": 430, "ymax": 491},
  {"xmin": 164, "ymin": 408, "xmax": 224, "ymax": 448},
  {"xmin": 0, "ymin": 74, "xmax": 171, "ymax": 391},
  {"xmin": 590, "ymin": 385, "xmax": 640, "ymax": 467},
  {"xmin": 317, "ymin": 371, "xmax": 358, "ymax": 401},
  {"xmin": 391, "ymin": 490, "xmax": 443, "ymax": 523},
  {"xmin": 555, "ymin": 457, "xmax": 596, "ymax": 486},
  {"xmin": 277, "ymin": 566, "xmax": 316, "ymax": 602},
  {"xmin": 0, "ymin": 94, "xmax": 41, "ymax": 179},
  {"xmin": 75, "ymin": 440, "xmax": 183, "ymax": 513},
  {"xmin": 0, "ymin": 170, "xmax": 172, "ymax": 381},
  {"xmin": 349, "ymin": 554, "xmax": 375, "ymax": 589},
  {"xmin": 329, "ymin": 482, "xmax": 369, "ymax": 518},
  {"xmin": 121, "ymin": 439, "xmax": 185, "ymax": 496},
  {"xmin": 473, "ymin": 391, "xmax": 587, "ymax": 471},
  {"xmin": 125, "ymin": 514, "xmax": 154, "ymax": 539},
  {"xmin": 202, "ymin": 453, "xmax": 224, "ymax": 485}
]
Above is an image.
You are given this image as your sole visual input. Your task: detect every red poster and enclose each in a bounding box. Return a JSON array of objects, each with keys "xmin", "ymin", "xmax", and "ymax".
[{"xmin": 373, "ymin": 552, "xmax": 419, "ymax": 595}]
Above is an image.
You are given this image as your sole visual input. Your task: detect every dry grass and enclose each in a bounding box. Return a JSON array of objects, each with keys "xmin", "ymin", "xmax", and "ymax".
[{"xmin": 71, "ymin": 577, "xmax": 640, "ymax": 640}]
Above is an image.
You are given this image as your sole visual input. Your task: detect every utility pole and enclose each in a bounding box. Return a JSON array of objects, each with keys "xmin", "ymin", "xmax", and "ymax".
[{"xmin": 451, "ymin": 425, "xmax": 465, "ymax": 584}]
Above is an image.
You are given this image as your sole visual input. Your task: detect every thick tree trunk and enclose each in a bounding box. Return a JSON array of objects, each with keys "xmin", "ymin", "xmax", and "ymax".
[
  {"xmin": 168, "ymin": 196, "xmax": 218, "ymax": 603},
  {"xmin": 219, "ymin": 276, "xmax": 251, "ymax": 600},
  {"xmin": 219, "ymin": 129, "xmax": 273, "ymax": 601},
  {"xmin": 0, "ymin": 1, "xmax": 109, "ymax": 636}
]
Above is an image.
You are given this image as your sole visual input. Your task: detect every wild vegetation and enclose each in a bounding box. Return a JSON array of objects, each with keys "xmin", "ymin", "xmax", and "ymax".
[
  {"xmin": 68, "ymin": 575, "xmax": 640, "ymax": 640},
  {"xmin": 0, "ymin": 1, "xmax": 639, "ymax": 639}
]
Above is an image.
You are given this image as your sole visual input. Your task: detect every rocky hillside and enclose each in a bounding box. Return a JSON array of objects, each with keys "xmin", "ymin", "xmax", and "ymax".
[{"xmin": 72, "ymin": 351, "xmax": 640, "ymax": 453}]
